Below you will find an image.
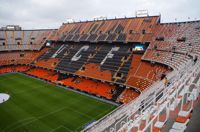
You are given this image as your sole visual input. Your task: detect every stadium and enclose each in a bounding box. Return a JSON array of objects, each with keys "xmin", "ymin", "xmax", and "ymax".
[{"xmin": 0, "ymin": 1, "xmax": 200, "ymax": 132}]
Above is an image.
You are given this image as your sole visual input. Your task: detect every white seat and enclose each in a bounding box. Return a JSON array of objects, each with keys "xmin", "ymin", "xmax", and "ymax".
[
  {"xmin": 178, "ymin": 110, "xmax": 190, "ymax": 118},
  {"xmin": 170, "ymin": 98, "xmax": 181, "ymax": 111},
  {"xmin": 172, "ymin": 119, "xmax": 189, "ymax": 131},
  {"xmin": 179, "ymin": 85, "xmax": 189, "ymax": 96},
  {"xmin": 132, "ymin": 122, "xmax": 140, "ymax": 127},
  {"xmin": 172, "ymin": 122, "xmax": 187, "ymax": 131},
  {"xmin": 154, "ymin": 121, "xmax": 165, "ymax": 129},
  {"xmin": 169, "ymin": 128, "xmax": 184, "ymax": 132},
  {"xmin": 188, "ymin": 89, "xmax": 198, "ymax": 101}
]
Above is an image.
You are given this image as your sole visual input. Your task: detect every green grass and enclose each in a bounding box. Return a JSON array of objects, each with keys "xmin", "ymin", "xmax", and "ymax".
[{"xmin": 0, "ymin": 73, "xmax": 116, "ymax": 132}]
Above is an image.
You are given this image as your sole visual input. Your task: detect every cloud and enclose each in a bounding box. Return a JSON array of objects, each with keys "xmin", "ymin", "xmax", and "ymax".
[{"xmin": 0, "ymin": 0, "xmax": 199, "ymax": 29}]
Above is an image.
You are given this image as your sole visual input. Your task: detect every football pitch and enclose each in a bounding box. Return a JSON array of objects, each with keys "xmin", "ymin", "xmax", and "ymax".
[{"xmin": 0, "ymin": 73, "xmax": 116, "ymax": 132}]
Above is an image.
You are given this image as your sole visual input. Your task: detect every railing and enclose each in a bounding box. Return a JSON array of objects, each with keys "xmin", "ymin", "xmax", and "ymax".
[
  {"xmin": 118, "ymin": 59, "xmax": 200, "ymax": 132},
  {"xmin": 83, "ymin": 59, "xmax": 194, "ymax": 132}
]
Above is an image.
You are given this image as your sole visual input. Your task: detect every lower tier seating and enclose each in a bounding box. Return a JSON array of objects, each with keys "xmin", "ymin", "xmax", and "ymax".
[
  {"xmin": 26, "ymin": 68, "xmax": 58, "ymax": 82},
  {"xmin": 0, "ymin": 65, "xmax": 30, "ymax": 74},
  {"xmin": 26, "ymin": 67, "xmax": 116, "ymax": 100},
  {"xmin": 0, "ymin": 65, "xmax": 156, "ymax": 104},
  {"xmin": 60, "ymin": 77, "xmax": 116, "ymax": 99},
  {"xmin": 0, "ymin": 48, "xmax": 48, "ymax": 66},
  {"xmin": 35, "ymin": 58, "xmax": 60, "ymax": 69}
]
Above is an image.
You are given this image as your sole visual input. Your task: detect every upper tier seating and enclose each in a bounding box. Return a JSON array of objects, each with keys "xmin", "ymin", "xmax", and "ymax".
[
  {"xmin": 143, "ymin": 21, "xmax": 200, "ymax": 70},
  {"xmin": 143, "ymin": 50, "xmax": 191, "ymax": 70},
  {"xmin": 0, "ymin": 30, "xmax": 56, "ymax": 51},
  {"xmin": 56, "ymin": 16, "xmax": 159, "ymax": 43},
  {"xmin": 150, "ymin": 22, "xmax": 200, "ymax": 55},
  {"xmin": 54, "ymin": 17, "xmax": 200, "ymax": 73}
]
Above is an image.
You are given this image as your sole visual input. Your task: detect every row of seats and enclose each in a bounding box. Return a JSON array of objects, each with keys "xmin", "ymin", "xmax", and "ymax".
[
  {"xmin": 126, "ymin": 76, "xmax": 153, "ymax": 91},
  {"xmin": 134, "ymin": 61, "xmax": 168, "ymax": 81},
  {"xmin": 143, "ymin": 49, "xmax": 191, "ymax": 70},
  {"xmin": 0, "ymin": 48, "xmax": 48, "ymax": 65},
  {"xmin": 60, "ymin": 77, "xmax": 116, "ymax": 99},
  {"xmin": 117, "ymin": 89, "xmax": 140, "ymax": 104},
  {"xmin": 0, "ymin": 65, "xmax": 30, "ymax": 74},
  {"xmin": 76, "ymin": 63, "xmax": 112, "ymax": 81},
  {"xmin": 26, "ymin": 68, "xmax": 58, "ymax": 82},
  {"xmin": 35, "ymin": 58, "xmax": 60, "ymax": 69}
]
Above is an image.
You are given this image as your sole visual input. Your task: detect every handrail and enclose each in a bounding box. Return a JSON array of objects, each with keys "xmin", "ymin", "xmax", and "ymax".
[{"xmin": 83, "ymin": 59, "xmax": 194, "ymax": 132}]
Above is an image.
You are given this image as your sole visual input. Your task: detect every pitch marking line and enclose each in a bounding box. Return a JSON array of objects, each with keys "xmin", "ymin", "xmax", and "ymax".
[
  {"xmin": 50, "ymin": 125, "xmax": 73, "ymax": 132},
  {"xmin": 13, "ymin": 85, "xmax": 45, "ymax": 94},
  {"xmin": 4, "ymin": 117, "xmax": 35, "ymax": 131},
  {"xmin": 7, "ymin": 106, "xmax": 68, "ymax": 132},
  {"xmin": 50, "ymin": 125, "xmax": 63, "ymax": 132},
  {"xmin": 61, "ymin": 125, "xmax": 73, "ymax": 132},
  {"xmin": 75, "ymin": 105, "xmax": 116, "ymax": 131},
  {"xmin": 7, "ymin": 104, "xmax": 93, "ymax": 132}
]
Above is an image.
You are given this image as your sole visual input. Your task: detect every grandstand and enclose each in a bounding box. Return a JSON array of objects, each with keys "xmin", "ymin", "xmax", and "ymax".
[{"xmin": 0, "ymin": 15, "xmax": 200, "ymax": 132}]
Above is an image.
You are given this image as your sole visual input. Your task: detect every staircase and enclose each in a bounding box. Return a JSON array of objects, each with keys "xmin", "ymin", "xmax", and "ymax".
[
  {"xmin": 57, "ymin": 73, "xmax": 68, "ymax": 81},
  {"xmin": 112, "ymin": 86, "xmax": 126, "ymax": 101}
]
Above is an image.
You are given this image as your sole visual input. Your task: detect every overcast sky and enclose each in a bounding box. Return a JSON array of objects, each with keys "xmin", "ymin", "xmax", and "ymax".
[{"xmin": 0, "ymin": 0, "xmax": 199, "ymax": 29}]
